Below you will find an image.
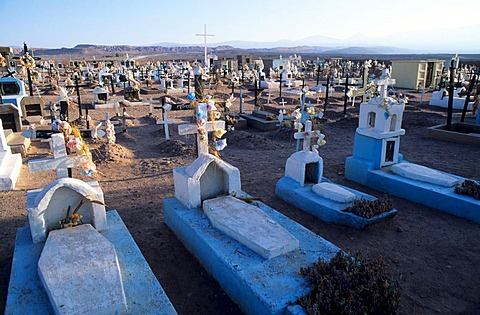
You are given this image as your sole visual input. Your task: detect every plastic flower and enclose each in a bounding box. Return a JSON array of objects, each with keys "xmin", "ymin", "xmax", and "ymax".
[
  {"xmin": 294, "ymin": 121, "xmax": 303, "ymax": 131},
  {"xmin": 214, "ymin": 111, "xmax": 221, "ymax": 119},
  {"xmin": 215, "ymin": 139, "xmax": 227, "ymax": 151},
  {"xmin": 214, "ymin": 129, "xmax": 227, "ymax": 138},
  {"xmin": 307, "ymin": 107, "xmax": 316, "ymax": 115},
  {"xmin": 293, "ymin": 109, "xmax": 302, "ymax": 120},
  {"xmin": 66, "ymin": 137, "xmax": 82, "ymax": 151},
  {"xmin": 187, "ymin": 93, "xmax": 195, "ymax": 101},
  {"xmin": 197, "ymin": 118, "xmax": 206, "ymax": 127}
]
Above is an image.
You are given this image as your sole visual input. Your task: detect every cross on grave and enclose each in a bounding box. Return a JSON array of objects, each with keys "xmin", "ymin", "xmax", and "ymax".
[
  {"xmin": 178, "ymin": 103, "xmax": 225, "ymax": 156},
  {"xmin": 248, "ymin": 78, "xmax": 265, "ymax": 108},
  {"xmin": 28, "ymin": 133, "xmax": 76, "ymax": 178},
  {"xmin": 65, "ymin": 75, "xmax": 89, "ymax": 118},
  {"xmin": 279, "ymin": 98, "xmax": 287, "ymax": 107},
  {"xmin": 294, "ymin": 120, "xmax": 319, "ymax": 152},
  {"xmin": 156, "ymin": 100, "xmax": 174, "ymax": 140},
  {"xmin": 323, "ymin": 75, "xmax": 331, "ymax": 112},
  {"xmin": 276, "ymin": 73, "xmax": 286, "ymax": 98}
]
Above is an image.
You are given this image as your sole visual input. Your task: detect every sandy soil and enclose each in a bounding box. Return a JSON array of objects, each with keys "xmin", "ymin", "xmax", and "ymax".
[{"xmin": 1, "ymin": 81, "xmax": 479, "ymax": 314}]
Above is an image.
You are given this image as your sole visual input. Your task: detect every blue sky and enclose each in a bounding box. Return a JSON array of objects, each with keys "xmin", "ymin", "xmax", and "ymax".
[{"xmin": 1, "ymin": 0, "xmax": 479, "ymax": 52}]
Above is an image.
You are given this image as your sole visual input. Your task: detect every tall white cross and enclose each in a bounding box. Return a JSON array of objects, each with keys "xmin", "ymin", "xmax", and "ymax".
[
  {"xmin": 195, "ymin": 24, "xmax": 215, "ymax": 69},
  {"xmin": 28, "ymin": 133, "xmax": 77, "ymax": 178},
  {"xmin": 178, "ymin": 103, "xmax": 225, "ymax": 156},
  {"xmin": 294, "ymin": 120, "xmax": 318, "ymax": 152}
]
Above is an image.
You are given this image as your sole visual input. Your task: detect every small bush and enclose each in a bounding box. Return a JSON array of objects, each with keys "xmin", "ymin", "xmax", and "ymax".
[
  {"xmin": 454, "ymin": 180, "xmax": 480, "ymax": 200},
  {"xmin": 298, "ymin": 251, "xmax": 401, "ymax": 315},
  {"xmin": 343, "ymin": 197, "xmax": 393, "ymax": 219}
]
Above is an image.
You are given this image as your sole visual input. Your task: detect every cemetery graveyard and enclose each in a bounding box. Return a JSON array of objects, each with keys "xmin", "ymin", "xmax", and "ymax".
[{"xmin": 0, "ymin": 53, "xmax": 479, "ymax": 314}]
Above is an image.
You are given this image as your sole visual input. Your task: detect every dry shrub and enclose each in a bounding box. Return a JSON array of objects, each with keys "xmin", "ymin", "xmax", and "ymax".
[
  {"xmin": 343, "ymin": 196, "xmax": 393, "ymax": 219},
  {"xmin": 298, "ymin": 251, "xmax": 401, "ymax": 315},
  {"xmin": 454, "ymin": 180, "xmax": 480, "ymax": 200}
]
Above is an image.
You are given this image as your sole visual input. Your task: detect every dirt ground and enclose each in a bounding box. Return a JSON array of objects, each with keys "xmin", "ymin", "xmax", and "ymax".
[{"xmin": 1, "ymin": 81, "xmax": 480, "ymax": 314}]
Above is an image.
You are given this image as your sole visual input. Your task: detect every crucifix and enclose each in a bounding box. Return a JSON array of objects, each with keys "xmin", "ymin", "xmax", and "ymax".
[
  {"xmin": 343, "ymin": 74, "xmax": 354, "ymax": 116},
  {"xmin": 323, "ymin": 75, "xmax": 330, "ymax": 112},
  {"xmin": 28, "ymin": 133, "xmax": 76, "ymax": 178},
  {"xmin": 294, "ymin": 120, "xmax": 319, "ymax": 153},
  {"xmin": 248, "ymin": 78, "xmax": 265, "ymax": 108},
  {"xmin": 65, "ymin": 74, "xmax": 88, "ymax": 119},
  {"xmin": 178, "ymin": 103, "xmax": 225, "ymax": 157},
  {"xmin": 195, "ymin": 24, "xmax": 215, "ymax": 69}
]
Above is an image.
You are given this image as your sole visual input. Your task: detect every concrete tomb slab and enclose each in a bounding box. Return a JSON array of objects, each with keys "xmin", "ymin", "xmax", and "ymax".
[
  {"xmin": 203, "ymin": 196, "xmax": 300, "ymax": 259},
  {"xmin": 312, "ymin": 182, "xmax": 356, "ymax": 203},
  {"xmin": 0, "ymin": 103, "xmax": 22, "ymax": 132},
  {"xmin": 38, "ymin": 224, "xmax": 127, "ymax": 315},
  {"xmin": 389, "ymin": 162, "xmax": 459, "ymax": 187}
]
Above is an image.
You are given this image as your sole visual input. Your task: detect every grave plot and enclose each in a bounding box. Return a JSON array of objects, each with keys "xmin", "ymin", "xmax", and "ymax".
[
  {"xmin": 276, "ymin": 120, "xmax": 397, "ymax": 229},
  {"xmin": 164, "ymin": 102, "xmax": 340, "ymax": 315},
  {"xmin": 6, "ymin": 133, "xmax": 177, "ymax": 315},
  {"xmin": 346, "ymin": 76, "xmax": 480, "ymax": 223}
]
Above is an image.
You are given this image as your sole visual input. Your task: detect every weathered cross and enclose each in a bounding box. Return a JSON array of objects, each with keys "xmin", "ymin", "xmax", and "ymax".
[
  {"xmin": 276, "ymin": 72, "xmax": 286, "ymax": 98},
  {"xmin": 294, "ymin": 120, "xmax": 319, "ymax": 152},
  {"xmin": 178, "ymin": 103, "xmax": 225, "ymax": 156},
  {"xmin": 65, "ymin": 75, "xmax": 89, "ymax": 118},
  {"xmin": 28, "ymin": 133, "xmax": 76, "ymax": 178},
  {"xmin": 248, "ymin": 78, "xmax": 265, "ymax": 108}
]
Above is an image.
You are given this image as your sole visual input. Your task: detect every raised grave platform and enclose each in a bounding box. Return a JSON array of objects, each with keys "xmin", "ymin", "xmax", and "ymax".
[
  {"xmin": 164, "ymin": 194, "xmax": 340, "ymax": 315},
  {"xmin": 276, "ymin": 177, "xmax": 398, "ymax": 229},
  {"xmin": 5, "ymin": 128, "xmax": 30, "ymax": 157},
  {"xmin": 240, "ymin": 110, "xmax": 279, "ymax": 131},
  {"xmin": 427, "ymin": 122, "xmax": 480, "ymax": 147},
  {"xmin": 5, "ymin": 210, "xmax": 177, "ymax": 315},
  {"xmin": 346, "ymin": 159, "xmax": 480, "ymax": 223}
]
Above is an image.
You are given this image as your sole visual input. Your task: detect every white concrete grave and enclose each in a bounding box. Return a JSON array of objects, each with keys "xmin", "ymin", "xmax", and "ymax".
[
  {"xmin": 28, "ymin": 133, "xmax": 76, "ymax": 178},
  {"xmin": 286, "ymin": 121, "xmax": 323, "ymax": 186},
  {"xmin": 27, "ymin": 177, "xmax": 107, "ymax": 243},
  {"xmin": 389, "ymin": 163, "xmax": 459, "ymax": 187},
  {"xmin": 312, "ymin": 182, "xmax": 355, "ymax": 203},
  {"xmin": 38, "ymin": 224, "xmax": 127, "ymax": 315},
  {"xmin": 0, "ymin": 118, "xmax": 22, "ymax": 190},
  {"xmin": 203, "ymin": 196, "xmax": 300, "ymax": 259}
]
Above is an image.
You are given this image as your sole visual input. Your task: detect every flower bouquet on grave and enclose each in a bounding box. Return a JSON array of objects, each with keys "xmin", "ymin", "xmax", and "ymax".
[{"xmin": 57, "ymin": 195, "xmax": 105, "ymax": 229}]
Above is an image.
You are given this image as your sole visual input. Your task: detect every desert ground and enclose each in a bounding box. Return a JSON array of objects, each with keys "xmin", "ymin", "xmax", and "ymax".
[{"xmin": 1, "ymin": 81, "xmax": 479, "ymax": 314}]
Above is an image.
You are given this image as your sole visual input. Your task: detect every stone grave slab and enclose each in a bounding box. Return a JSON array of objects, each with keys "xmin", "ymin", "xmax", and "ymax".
[
  {"xmin": 6, "ymin": 210, "xmax": 178, "ymax": 314},
  {"xmin": 164, "ymin": 195, "xmax": 339, "ymax": 315},
  {"xmin": 203, "ymin": 196, "xmax": 299, "ymax": 259},
  {"xmin": 389, "ymin": 162, "xmax": 459, "ymax": 187},
  {"xmin": 38, "ymin": 224, "xmax": 127, "ymax": 315},
  {"xmin": 5, "ymin": 128, "xmax": 30, "ymax": 157},
  {"xmin": 312, "ymin": 182, "xmax": 356, "ymax": 203}
]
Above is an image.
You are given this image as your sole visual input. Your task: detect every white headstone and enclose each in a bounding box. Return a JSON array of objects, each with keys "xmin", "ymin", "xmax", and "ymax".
[
  {"xmin": 0, "ymin": 119, "xmax": 22, "ymax": 191},
  {"xmin": 38, "ymin": 224, "xmax": 127, "ymax": 315}
]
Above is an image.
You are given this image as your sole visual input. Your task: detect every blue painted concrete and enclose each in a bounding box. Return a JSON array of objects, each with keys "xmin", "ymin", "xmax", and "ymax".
[
  {"xmin": 275, "ymin": 177, "xmax": 398, "ymax": 229},
  {"xmin": 0, "ymin": 76, "xmax": 26, "ymax": 108},
  {"xmin": 164, "ymin": 196, "xmax": 340, "ymax": 315},
  {"xmin": 346, "ymin": 132, "xmax": 480, "ymax": 223},
  {"xmin": 5, "ymin": 210, "xmax": 177, "ymax": 315}
]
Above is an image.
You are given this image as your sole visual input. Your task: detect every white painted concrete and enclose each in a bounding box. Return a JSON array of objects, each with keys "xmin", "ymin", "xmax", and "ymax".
[
  {"xmin": 38, "ymin": 224, "xmax": 127, "ymax": 315},
  {"xmin": 203, "ymin": 196, "xmax": 299, "ymax": 259},
  {"xmin": 389, "ymin": 163, "xmax": 459, "ymax": 187},
  {"xmin": 312, "ymin": 182, "xmax": 356, "ymax": 203}
]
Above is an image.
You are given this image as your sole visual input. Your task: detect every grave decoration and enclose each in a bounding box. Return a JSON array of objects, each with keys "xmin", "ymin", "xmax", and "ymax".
[
  {"xmin": 0, "ymin": 118, "xmax": 22, "ymax": 191},
  {"xmin": 276, "ymin": 119, "xmax": 397, "ymax": 229},
  {"xmin": 345, "ymin": 75, "xmax": 480, "ymax": 223},
  {"xmin": 165, "ymin": 99, "xmax": 344, "ymax": 314},
  {"xmin": 6, "ymin": 137, "xmax": 177, "ymax": 314}
]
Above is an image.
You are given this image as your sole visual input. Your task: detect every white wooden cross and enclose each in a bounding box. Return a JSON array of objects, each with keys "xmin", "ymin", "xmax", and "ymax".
[
  {"xmin": 279, "ymin": 98, "xmax": 287, "ymax": 107},
  {"xmin": 28, "ymin": 133, "xmax": 76, "ymax": 178},
  {"xmin": 294, "ymin": 120, "xmax": 317, "ymax": 152},
  {"xmin": 156, "ymin": 111, "xmax": 174, "ymax": 140},
  {"xmin": 178, "ymin": 103, "xmax": 225, "ymax": 155}
]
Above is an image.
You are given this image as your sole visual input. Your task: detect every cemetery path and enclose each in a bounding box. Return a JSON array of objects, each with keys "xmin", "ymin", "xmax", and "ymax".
[{"xmin": 1, "ymin": 86, "xmax": 479, "ymax": 314}]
